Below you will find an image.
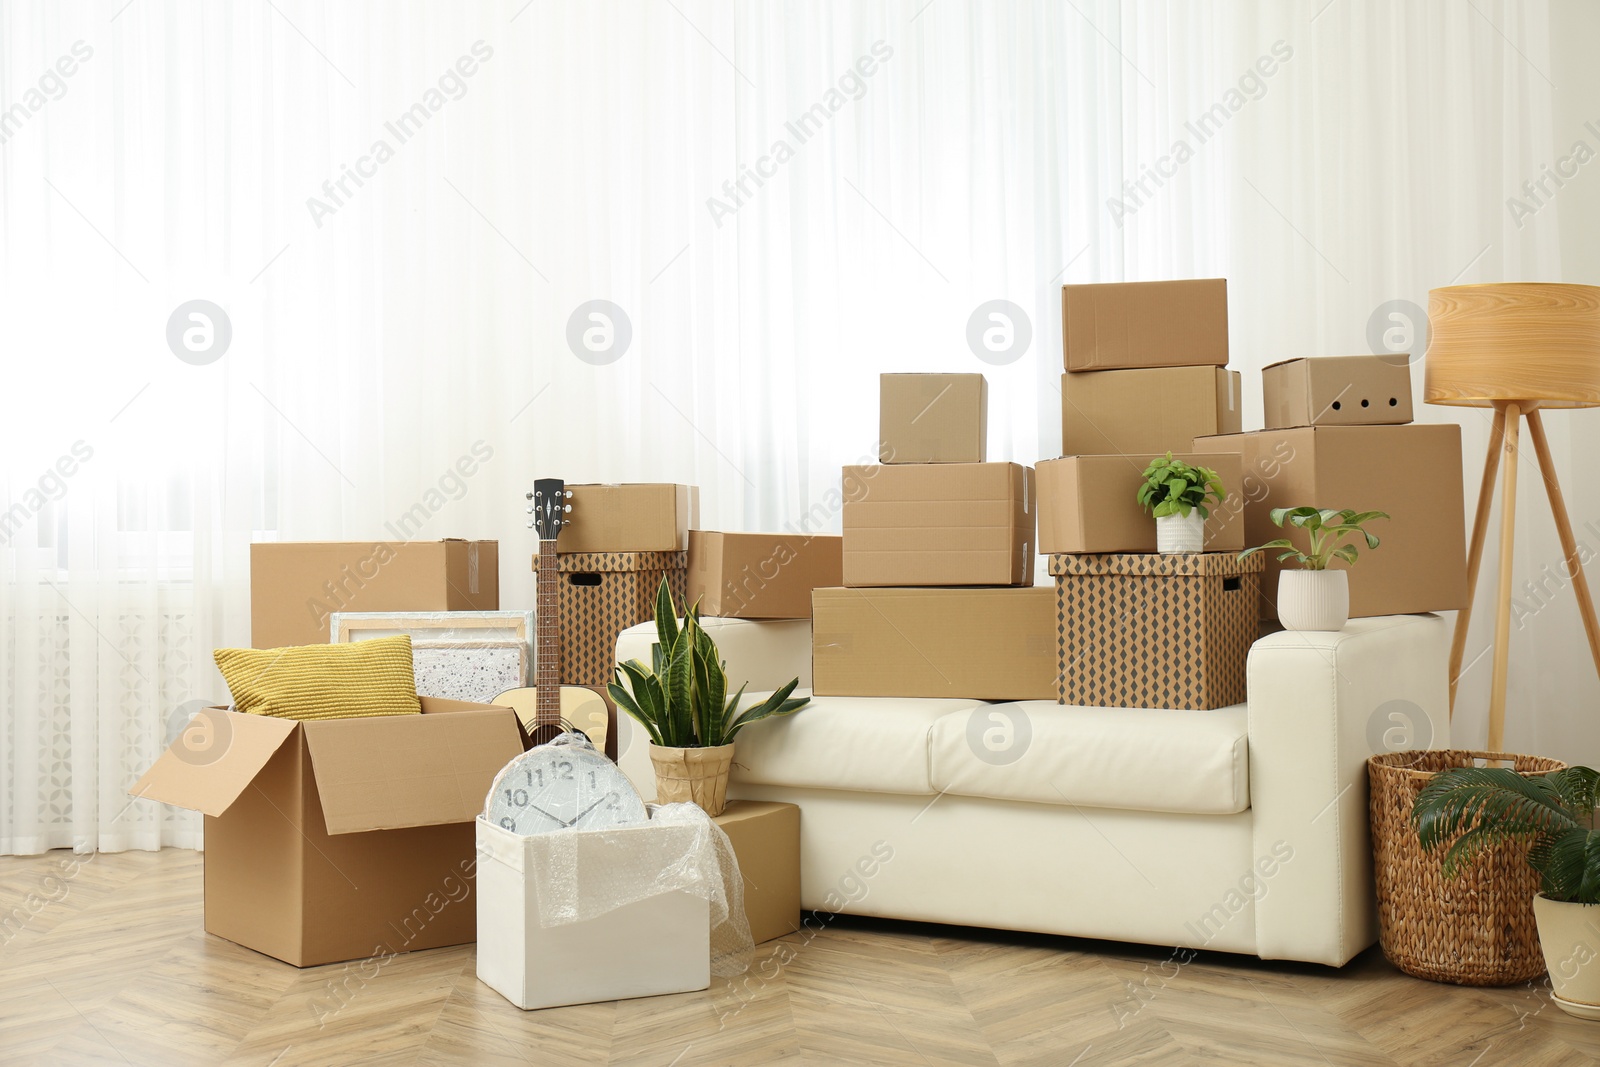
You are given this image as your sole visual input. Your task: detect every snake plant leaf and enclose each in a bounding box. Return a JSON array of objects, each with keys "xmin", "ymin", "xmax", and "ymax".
[
  {"xmin": 654, "ymin": 577, "xmax": 679, "ymax": 655},
  {"xmin": 665, "ymin": 626, "xmax": 694, "ymax": 746},
  {"xmin": 725, "ymin": 679, "xmax": 809, "ymax": 742},
  {"xmin": 607, "ymin": 681, "xmax": 664, "ymax": 747}
]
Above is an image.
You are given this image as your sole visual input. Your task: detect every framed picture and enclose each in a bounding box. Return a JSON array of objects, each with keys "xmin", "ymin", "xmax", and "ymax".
[{"xmin": 329, "ymin": 610, "xmax": 536, "ymax": 704}]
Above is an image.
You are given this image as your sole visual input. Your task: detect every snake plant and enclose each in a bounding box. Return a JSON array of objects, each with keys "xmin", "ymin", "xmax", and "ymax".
[
  {"xmin": 1411, "ymin": 765, "xmax": 1600, "ymax": 904},
  {"xmin": 609, "ymin": 577, "xmax": 809, "ymax": 748}
]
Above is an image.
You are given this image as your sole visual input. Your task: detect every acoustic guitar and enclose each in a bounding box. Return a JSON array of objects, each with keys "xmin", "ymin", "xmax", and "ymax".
[{"xmin": 493, "ymin": 477, "xmax": 610, "ymax": 749}]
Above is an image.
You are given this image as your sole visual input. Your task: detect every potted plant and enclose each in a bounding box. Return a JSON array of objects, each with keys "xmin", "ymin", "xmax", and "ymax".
[
  {"xmin": 1136, "ymin": 453, "xmax": 1225, "ymax": 554},
  {"xmin": 1412, "ymin": 765, "xmax": 1600, "ymax": 1016},
  {"xmin": 1238, "ymin": 507, "xmax": 1388, "ymax": 631},
  {"xmin": 609, "ymin": 578, "xmax": 809, "ymax": 816}
]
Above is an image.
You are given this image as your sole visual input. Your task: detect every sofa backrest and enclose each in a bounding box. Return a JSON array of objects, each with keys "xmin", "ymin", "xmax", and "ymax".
[{"xmin": 612, "ymin": 616, "xmax": 814, "ymax": 691}]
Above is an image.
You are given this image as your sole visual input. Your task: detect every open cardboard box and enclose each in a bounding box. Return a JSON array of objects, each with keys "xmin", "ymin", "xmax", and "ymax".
[{"xmin": 132, "ymin": 698, "xmax": 529, "ymax": 967}]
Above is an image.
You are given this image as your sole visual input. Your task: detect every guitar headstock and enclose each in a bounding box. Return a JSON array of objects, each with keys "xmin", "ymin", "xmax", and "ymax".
[{"xmin": 524, "ymin": 478, "xmax": 573, "ymax": 541}]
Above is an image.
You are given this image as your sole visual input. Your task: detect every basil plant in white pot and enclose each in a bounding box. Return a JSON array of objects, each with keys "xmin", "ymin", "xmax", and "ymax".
[
  {"xmin": 1136, "ymin": 453, "xmax": 1225, "ymax": 554},
  {"xmin": 1238, "ymin": 506, "xmax": 1388, "ymax": 631}
]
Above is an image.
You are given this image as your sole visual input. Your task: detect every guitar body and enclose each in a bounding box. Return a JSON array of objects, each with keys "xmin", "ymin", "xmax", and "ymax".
[{"xmin": 493, "ymin": 685, "xmax": 609, "ymax": 749}]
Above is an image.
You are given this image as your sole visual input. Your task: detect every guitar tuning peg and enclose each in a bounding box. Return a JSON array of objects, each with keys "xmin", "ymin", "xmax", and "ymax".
[
  {"xmin": 525, "ymin": 520, "xmax": 534, "ymax": 529},
  {"xmin": 564, "ymin": 504, "xmax": 571, "ymax": 512},
  {"xmin": 524, "ymin": 491, "xmax": 534, "ymax": 500},
  {"xmin": 565, "ymin": 490, "xmax": 573, "ymax": 498},
  {"xmin": 525, "ymin": 505, "xmax": 534, "ymax": 514}
]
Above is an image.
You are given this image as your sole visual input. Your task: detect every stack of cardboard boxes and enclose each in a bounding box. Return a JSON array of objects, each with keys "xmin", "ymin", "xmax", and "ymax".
[
  {"xmin": 811, "ymin": 373, "xmax": 1057, "ymax": 700},
  {"xmin": 1196, "ymin": 356, "xmax": 1467, "ymax": 622},
  {"xmin": 1041, "ymin": 280, "xmax": 1258, "ymax": 710}
]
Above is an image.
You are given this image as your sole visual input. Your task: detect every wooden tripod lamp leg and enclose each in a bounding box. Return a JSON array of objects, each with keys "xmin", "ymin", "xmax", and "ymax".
[
  {"xmin": 1449, "ymin": 405, "xmax": 1507, "ymax": 713},
  {"xmin": 1488, "ymin": 402, "xmax": 1522, "ymax": 753},
  {"xmin": 1526, "ymin": 408, "xmax": 1600, "ymax": 680}
]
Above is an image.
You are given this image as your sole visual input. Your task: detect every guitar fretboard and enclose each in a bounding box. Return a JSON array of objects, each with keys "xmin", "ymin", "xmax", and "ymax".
[{"xmin": 535, "ymin": 541, "xmax": 561, "ymax": 729}]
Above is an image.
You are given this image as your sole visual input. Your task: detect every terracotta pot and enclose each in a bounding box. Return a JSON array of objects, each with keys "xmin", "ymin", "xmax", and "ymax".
[
  {"xmin": 649, "ymin": 743, "xmax": 735, "ymax": 816},
  {"xmin": 1155, "ymin": 511, "xmax": 1205, "ymax": 554},
  {"xmin": 1278, "ymin": 569, "xmax": 1349, "ymax": 631},
  {"xmin": 1534, "ymin": 894, "xmax": 1600, "ymax": 1018}
]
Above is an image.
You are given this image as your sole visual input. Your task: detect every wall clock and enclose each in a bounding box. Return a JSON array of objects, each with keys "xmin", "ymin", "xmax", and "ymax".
[{"xmin": 485, "ymin": 734, "xmax": 648, "ymax": 835}]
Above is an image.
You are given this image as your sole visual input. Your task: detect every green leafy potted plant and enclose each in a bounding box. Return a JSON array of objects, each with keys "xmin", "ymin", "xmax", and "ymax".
[
  {"xmin": 1136, "ymin": 453, "xmax": 1226, "ymax": 554},
  {"xmin": 1411, "ymin": 765, "xmax": 1600, "ymax": 1016},
  {"xmin": 609, "ymin": 578, "xmax": 809, "ymax": 816},
  {"xmin": 1238, "ymin": 507, "xmax": 1388, "ymax": 630}
]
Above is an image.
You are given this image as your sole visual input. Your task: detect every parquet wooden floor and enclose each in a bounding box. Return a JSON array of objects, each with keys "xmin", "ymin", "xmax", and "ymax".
[{"xmin": 3, "ymin": 848, "xmax": 1598, "ymax": 1066}]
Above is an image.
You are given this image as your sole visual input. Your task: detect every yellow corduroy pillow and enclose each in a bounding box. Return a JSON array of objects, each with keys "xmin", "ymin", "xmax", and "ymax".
[{"xmin": 213, "ymin": 635, "xmax": 423, "ymax": 721}]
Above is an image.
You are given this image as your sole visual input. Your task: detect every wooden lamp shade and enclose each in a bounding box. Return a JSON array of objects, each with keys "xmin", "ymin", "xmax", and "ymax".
[{"xmin": 1426, "ymin": 283, "xmax": 1600, "ymax": 407}]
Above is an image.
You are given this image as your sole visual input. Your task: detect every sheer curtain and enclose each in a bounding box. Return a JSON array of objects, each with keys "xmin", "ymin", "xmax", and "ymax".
[{"xmin": 0, "ymin": 1, "xmax": 1584, "ymax": 854}]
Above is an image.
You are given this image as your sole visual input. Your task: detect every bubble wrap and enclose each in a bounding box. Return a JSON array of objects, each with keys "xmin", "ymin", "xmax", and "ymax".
[{"xmin": 523, "ymin": 802, "xmax": 752, "ymax": 978}]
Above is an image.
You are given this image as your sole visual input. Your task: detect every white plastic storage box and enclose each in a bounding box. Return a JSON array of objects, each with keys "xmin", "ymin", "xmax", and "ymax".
[{"xmin": 475, "ymin": 817, "xmax": 711, "ymax": 1010}]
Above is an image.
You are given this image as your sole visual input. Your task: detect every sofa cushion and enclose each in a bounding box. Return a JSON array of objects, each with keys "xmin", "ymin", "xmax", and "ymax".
[
  {"xmin": 731, "ymin": 692, "xmax": 986, "ymax": 796},
  {"xmin": 928, "ymin": 700, "xmax": 1250, "ymax": 815}
]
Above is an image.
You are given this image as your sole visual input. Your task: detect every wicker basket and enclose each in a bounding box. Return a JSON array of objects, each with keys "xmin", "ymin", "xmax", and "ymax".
[{"xmin": 1369, "ymin": 749, "xmax": 1564, "ymax": 986}]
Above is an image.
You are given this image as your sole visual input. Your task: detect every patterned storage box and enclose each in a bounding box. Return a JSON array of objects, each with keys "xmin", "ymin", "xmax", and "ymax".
[
  {"xmin": 1049, "ymin": 552, "xmax": 1264, "ymax": 711},
  {"xmin": 535, "ymin": 551, "xmax": 687, "ymax": 687}
]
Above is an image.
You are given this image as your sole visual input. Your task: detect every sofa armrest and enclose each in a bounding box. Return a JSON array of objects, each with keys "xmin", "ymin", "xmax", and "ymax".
[{"xmin": 1247, "ymin": 614, "xmax": 1451, "ymax": 965}]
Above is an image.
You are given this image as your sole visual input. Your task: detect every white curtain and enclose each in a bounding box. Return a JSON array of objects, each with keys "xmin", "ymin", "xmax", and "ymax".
[{"xmin": 1, "ymin": 0, "xmax": 1588, "ymax": 854}]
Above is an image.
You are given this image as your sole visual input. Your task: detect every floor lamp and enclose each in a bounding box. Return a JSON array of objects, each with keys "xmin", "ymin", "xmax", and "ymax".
[{"xmin": 1426, "ymin": 282, "xmax": 1600, "ymax": 751}]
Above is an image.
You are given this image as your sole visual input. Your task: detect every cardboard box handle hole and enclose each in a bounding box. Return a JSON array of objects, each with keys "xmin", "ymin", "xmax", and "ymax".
[{"xmin": 568, "ymin": 573, "xmax": 602, "ymax": 587}]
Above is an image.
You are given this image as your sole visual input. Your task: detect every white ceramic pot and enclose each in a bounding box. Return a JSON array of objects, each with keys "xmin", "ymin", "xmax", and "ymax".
[
  {"xmin": 1534, "ymin": 894, "xmax": 1600, "ymax": 1018},
  {"xmin": 1277, "ymin": 570, "xmax": 1349, "ymax": 631},
  {"xmin": 1155, "ymin": 511, "xmax": 1205, "ymax": 554}
]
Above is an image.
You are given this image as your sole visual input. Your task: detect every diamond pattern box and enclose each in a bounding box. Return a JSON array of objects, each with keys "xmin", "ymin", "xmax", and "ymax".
[
  {"xmin": 1050, "ymin": 552, "xmax": 1264, "ymax": 711},
  {"xmin": 534, "ymin": 551, "xmax": 687, "ymax": 687}
]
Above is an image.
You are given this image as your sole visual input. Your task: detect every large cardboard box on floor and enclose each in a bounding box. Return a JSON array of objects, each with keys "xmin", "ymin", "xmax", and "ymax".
[
  {"xmin": 559, "ymin": 484, "xmax": 698, "ymax": 553},
  {"xmin": 534, "ymin": 551, "xmax": 688, "ymax": 686},
  {"xmin": 1038, "ymin": 453, "xmax": 1245, "ymax": 554},
  {"xmin": 716, "ymin": 801, "xmax": 801, "ymax": 945},
  {"xmin": 475, "ymin": 816, "xmax": 711, "ymax": 1010},
  {"xmin": 879, "ymin": 373, "xmax": 987, "ymax": 463},
  {"xmin": 1262, "ymin": 355, "xmax": 1414, "ymax": 428},
  {"xmin": 251, "ymin": 540, "xmax": 499, "ymax": 649},
  {"xmin": 1193, "ymin": 424, "xmax": 1468, "ymax": 620},
  {"xmin": 1050, "ymin": 552, "xmax": 1263, "ymax": 710},
  {"xmin": 687, "ymin": 532, "xmax": 843, "ymax": 619},
  {"xmin": 841, "ymin": 462, "xmax": 1036, "ymax": 587},
  {"xmin": 1061, "ymin": 367, "xmax": 1242, "ymax": 456},
  {"xmin": 131, "ymin": 699, "xmax": 527, "ymax": 968},
  {"xmin": 1061, "ymin": 279, "xmax": 1229, "ymax": 372},
  {"xmin": 812, "ymin": 586, "xmax": 1056, "ymax": 700}
]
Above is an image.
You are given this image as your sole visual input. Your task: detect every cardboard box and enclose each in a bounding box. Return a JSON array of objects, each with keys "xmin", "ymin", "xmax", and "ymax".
[
  {"xmin": 841, "ymin": 463, "xmax": 1036, "ymax": 587},
  {"xmin": 1193, "ymin": 424, "xmax": 1468, "ymax": 620},
  {"xmin": 1049, "ymin": 552, "xmax": 1263, "ymax": 710},
  {"xmin": 879, "ymin": 373, "xmax": 987, "ymax": 463},
  {"xmin": 251, "ymin": 540, "xmax": 499, "ymax": 650},
  {"xmin": 1062, "ymin": 279, "xmax": 1229, "ymax": 372},
  {"xmin": 131, "ymin": 699, "xmax": 527, "ymax": 968},
  {"xmin": 534, "ymin": 551, "xmax": 687, "ymax": 686},
  {"xmin": 1262, "ymin": 355, "xmax": 1414, "ymax": 429},
  {"xmin": 1038, "ymin": 453, "xmax": 1245, "ymax": 555},
  {"xmin": 687, "ymin": 532, "xmax": 843, "ymax": 619},
  {"xmin": 475, "ymin": 817, "xmax": 710, "ymax": 1010},
  {"xmin": 811, "ymin": 586, "xmax": 1056, "ymax": 700},
  {"xmin": 715, "ymin": 801, "xmax": 800, "ymax": 945},
  {"xmin": 560, "ymin": 484, "xmax": 698, "ymax": 553},
  {"xmin": 1061, "ymin": 367, "xmax": 1242, "ymax": 456}
]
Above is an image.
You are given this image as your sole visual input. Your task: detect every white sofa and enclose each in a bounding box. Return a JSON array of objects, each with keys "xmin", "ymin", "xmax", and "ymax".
[{"xmin": 614, "ymin": 613, "xmax": 1450, "ymax": 966}]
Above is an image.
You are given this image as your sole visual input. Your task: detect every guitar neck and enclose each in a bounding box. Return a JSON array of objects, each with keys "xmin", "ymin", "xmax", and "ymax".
[{"xmin": 535, "ymin": 541, "xmax": 562, "ymax": 729}]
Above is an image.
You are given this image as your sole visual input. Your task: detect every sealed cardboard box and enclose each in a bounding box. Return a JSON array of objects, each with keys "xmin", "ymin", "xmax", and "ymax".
[
  {"xmin": 560, "ymin": 484, "xmax": 698, "ymax": 553},
  {"xmin": 1062, "ymin": 279, "xmax": 1229, "ymax": 372},
  {"xmin": 251, "ymin": 540, "xmax": 499, "ymax": 650},
  {"xmin": 475, "ymin": 817, "xmax": 710, "ymax": 1010},
  {"xmin": 1061, "ymin": 367, "xmax": 1242, "ymax": 456},
  {"xmin": 1049, "ymin": 552, "xmax": 1263, "ymax": 710},
  {"xmin": 879, "ymin": 373, "xmax": 987, "ymax": 463},
  {"xmin": 841, "ymin": 463, "xmax": 1036, "ymax": 587},
  {"xmin": 535, "ymin": 551, "xmax": 687, "ymax": 686},
  {"xmin": 1038, "ymin": 453, "xmax": 1244, "ymax": 554},
  {"xmin": 687, "ymin": 532, "xmax": 843, "ymax": 619},
  {"xmin": 715, "ymin": 801, "xmax": 800, "ymax": 945},
  {"xmin": 1262, "ymin": 355, "xmax": 1414, "ymax": 428},
  {"xmin": 131, "ymin": 699, "xmax": 527, "ymax": 968},
  {"xmin": 1193, "ymin": 424, "xmax": 1468, "ymax": 620},
  {"xmin": 812, "ymin": 586, "xmax": 1056, "ymax": 700}
]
